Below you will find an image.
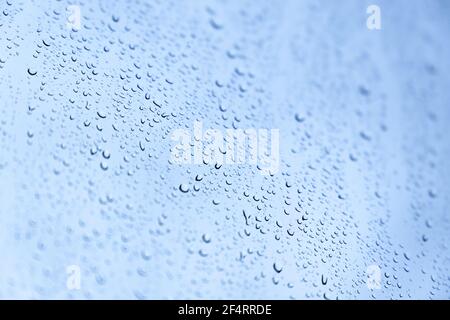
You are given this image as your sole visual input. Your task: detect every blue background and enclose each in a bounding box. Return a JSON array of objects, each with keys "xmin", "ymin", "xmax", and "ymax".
[{"xmin": 0, "ymin": 0, "xmax": 449, "ymax": 299}]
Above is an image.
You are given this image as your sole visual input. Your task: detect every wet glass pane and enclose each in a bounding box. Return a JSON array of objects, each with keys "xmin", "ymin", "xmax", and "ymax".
[{"xmin": 0, "ymin": 0, "xmax": 449, "ymax": 299}]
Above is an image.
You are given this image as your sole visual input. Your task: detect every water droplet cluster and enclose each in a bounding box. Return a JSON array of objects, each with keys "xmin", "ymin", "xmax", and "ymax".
[{"xmin": 0, "ymin": 0, "xmax": 449, "ymax": 299}]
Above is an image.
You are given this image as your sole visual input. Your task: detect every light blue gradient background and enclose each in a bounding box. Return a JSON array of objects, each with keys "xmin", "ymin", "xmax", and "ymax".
[{"xmin": 0, "ymin": 0, "xmax": 449, "ymax": 299}]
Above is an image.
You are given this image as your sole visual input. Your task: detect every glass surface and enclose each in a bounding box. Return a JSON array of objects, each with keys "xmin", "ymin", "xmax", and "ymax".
[{"xmin": 0, "ymin": 0, "xmax": 449, "ymax": 299}]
